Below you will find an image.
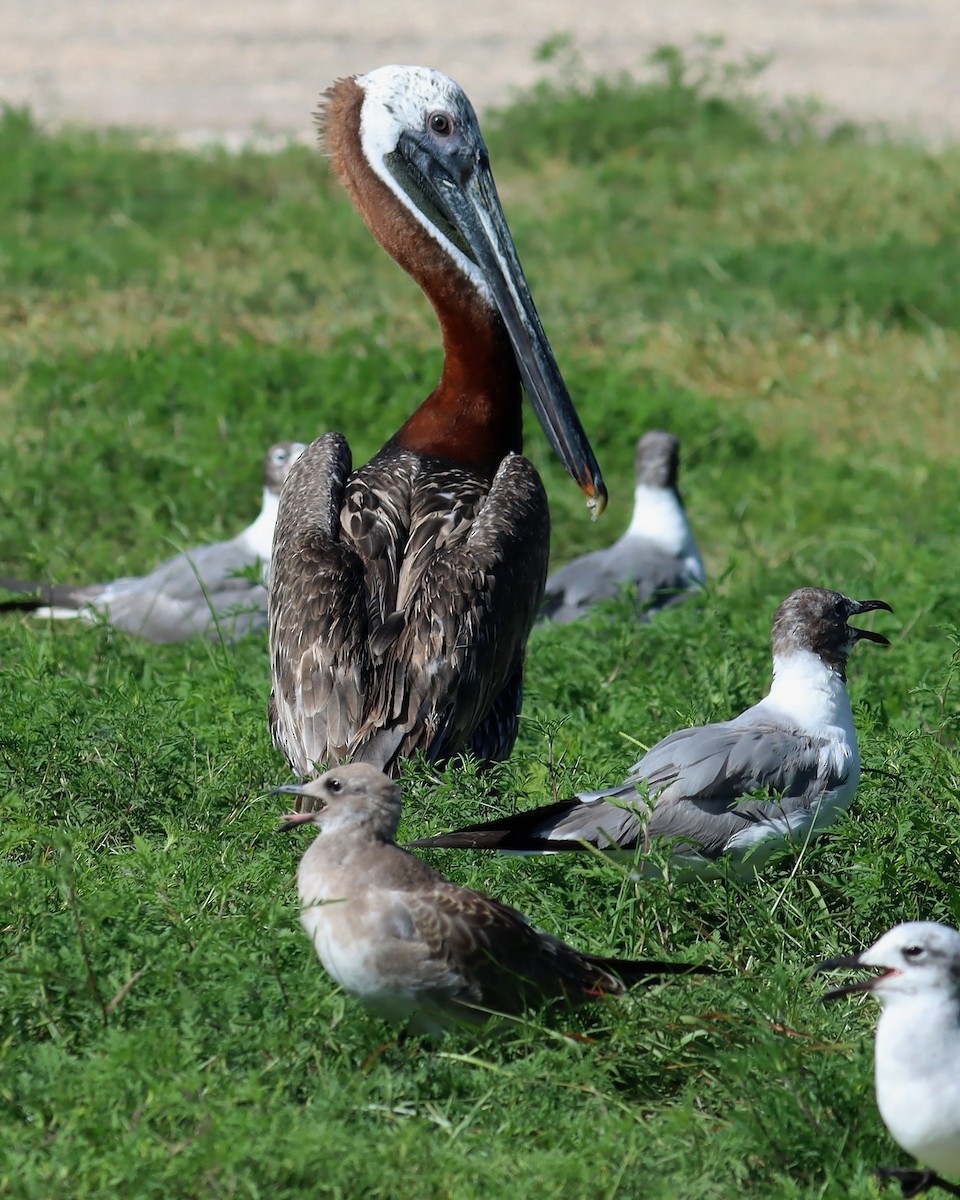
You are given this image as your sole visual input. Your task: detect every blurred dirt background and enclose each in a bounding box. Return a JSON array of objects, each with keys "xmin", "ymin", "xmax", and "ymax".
[{"xmin": 2, "ymin": 0, "xmax": 958, "ymax": 142}]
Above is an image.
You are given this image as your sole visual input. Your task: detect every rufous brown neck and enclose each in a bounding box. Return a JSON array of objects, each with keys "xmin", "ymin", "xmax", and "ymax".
[{"xmin": 322, "ymin": 77, "xmax": 524, "ymax": 477}]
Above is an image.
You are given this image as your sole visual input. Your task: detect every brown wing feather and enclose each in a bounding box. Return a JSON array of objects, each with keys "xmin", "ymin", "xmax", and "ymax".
[
  {"xmin": 338, "ymin": 451, "xmax": 414, "ymax": 644},
  {"xmin": 269, "ymin": 434, "xmax": 372, "ymax": 776},
  {"xmin": 348, "ymin": 452, "xmax": 549, "ymax": 773},
  {"xmin": 401, "ymin": 884, "xmax": 626, "ymax": 1018},
  {"xmin": 270, "ymin": 439, "xmax": 549, "ymax": 778}
]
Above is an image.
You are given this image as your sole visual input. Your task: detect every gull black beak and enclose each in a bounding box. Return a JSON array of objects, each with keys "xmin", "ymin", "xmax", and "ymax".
[
  {"xmin": 395, "ymin": 128, "xmax": 607, "ymax": 517},
  {"xmin": 849, "ymin": 599, "xmax": 894, "ymax": 645},
  {"xmin": 812, "ymin": 953, "xmax": 893, "ymax": 1000}
]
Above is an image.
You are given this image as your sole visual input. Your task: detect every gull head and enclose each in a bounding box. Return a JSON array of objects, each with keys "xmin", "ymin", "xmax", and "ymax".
[
  {"xmin": 772, "ymin": 587, "xmax": 893, "ymax": 677},
  {"xmin": 816, "ymin": 921, "xmax": 960, "ymax": 1005},
  {"xmin": 634, "ymin": 430, "xmax": 681, "ymax": 490},
  {"xmin": 263, "ymin": 441, "xmax": 308, "ymax": 494},
  {"xmin": 273, "ymin": 764, "xmax": 404, "ymax": 840}
]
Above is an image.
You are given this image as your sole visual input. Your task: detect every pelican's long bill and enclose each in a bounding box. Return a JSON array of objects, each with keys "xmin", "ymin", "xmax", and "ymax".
[{"xmin": 391, "ymin": 125, "xmax": 607, "ymax": 516}]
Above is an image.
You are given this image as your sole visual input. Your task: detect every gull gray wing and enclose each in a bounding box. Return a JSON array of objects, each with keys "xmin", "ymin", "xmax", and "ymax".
[
  {"xmin": 633, "ymin": 548, "xmax": 699, "ymax": 616},
  {"xmin": 269, "ymin": 433, "xmax": 372, "ymax": 777},
  {"xmin": 540, "ymin": 544, "xmax": 625, "ymax": 622},
  {"xmin": 540, "ymin": 536, "xmax": 697, "ymax": 624},
  {"xmin": 89, "ymin": 579, "xmax": 267, "ymax": 643},
  {"xmin": 623, "ymin": 719, "xmax": 831, "ymax": 800},
  {"xmin": 88, "ymin": 539, "xmax": 268, "ymax": 642},
  {"xmin": 106, "ymin": 537, "xmax": 259, "ymax": 600},
  {"xmin": 577, "ymin": 719, "xmax": 846, "ymax": 858},
  {"xmin": 412, "ymin": 718, "xmax": 848, "ymax": 860}
]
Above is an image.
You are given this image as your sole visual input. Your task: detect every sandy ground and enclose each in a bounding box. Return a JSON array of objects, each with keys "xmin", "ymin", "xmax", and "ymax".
[{"xmin": 2, "ymin": 0, "xmax": 959, "ymax": 144}]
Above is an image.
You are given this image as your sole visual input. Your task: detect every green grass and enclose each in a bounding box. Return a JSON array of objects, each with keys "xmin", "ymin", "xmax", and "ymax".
[{"xmin": 2, "ymin": 47, "xmax": 960, "ymax": 1199}]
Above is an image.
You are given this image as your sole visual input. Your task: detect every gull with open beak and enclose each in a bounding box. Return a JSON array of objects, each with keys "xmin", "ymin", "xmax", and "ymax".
[
  {"xmin": 816, "ymin": 922, "xmax": 960, "ymax": 1198},
  {"xmin": 275, "ymin": 764, "xmax": 707, "ymax": 1037},
  {"xmin": 411, "ymin": 588, "xmax": 893, "ymax": 874}
]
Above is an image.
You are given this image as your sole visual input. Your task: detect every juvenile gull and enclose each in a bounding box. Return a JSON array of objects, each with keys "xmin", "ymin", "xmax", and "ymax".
[
  {"xmin": 0, "ymin": 441, "xmax": 305, "ymax": 644},
  {"xmin": 410, "ymin": 588, "xmax": 892, "ymax": 875},
  {"xmin": 816, "ymin": 922, "xmax": 960, "ymax": 1198},
  {"xmin": 276, "ymin": 763, "xmax": 705, "ymax": 1037},
  {"xmin": 539, "ymin": 431, "xmax": 705, "ymax": 624}
]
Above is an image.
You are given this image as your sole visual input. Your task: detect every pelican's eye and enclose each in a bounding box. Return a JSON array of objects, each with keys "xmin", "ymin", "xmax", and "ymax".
[{"xmin": 428, "ymin": 111, "xmax": 454, "ymax": 137}]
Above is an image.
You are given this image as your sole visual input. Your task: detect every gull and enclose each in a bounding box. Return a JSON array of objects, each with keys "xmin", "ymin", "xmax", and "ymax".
[
  {"xmin": 539, "ymin": 430, "xmax": 705, "ymax": 624},
  {"xmin": 816, "ymin": 922, "xmax": 960, "ymax": 1198},
  {"xmin": 410, "ymin": 587, "xmax": 893, "ymax": 875},
  {"xmin": 0, "ymin": 441, "xmax": 305, "ymax": 644},
  {"xmin": 276, "ymin": 763, "xmax": 706, "ymax": 1037}
]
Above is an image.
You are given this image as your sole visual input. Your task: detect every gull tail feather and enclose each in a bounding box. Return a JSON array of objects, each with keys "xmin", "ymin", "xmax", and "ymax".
[
  {"xmin": 0, "ymin": 576, "xmax": 96, "ymax": 612},
  {"xmin": 591, "ymin": 956, "xmax": 715, "ymax": 989},
  {"xmin": 408, "ymin": 799, "xmax": 582, "ymax": 852}
]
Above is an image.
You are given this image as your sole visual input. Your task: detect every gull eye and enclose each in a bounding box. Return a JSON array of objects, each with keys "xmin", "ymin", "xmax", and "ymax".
[
  {"xmin": 902, "ymin": 944, "xmax": 926, "ymax": 960},
  {"xmin": 325, "ymin": 776, "xmax": 343, "ymax": 794},
  {"xmin": 428, "ymin": 111, "xmax": 454, "ymax": 137}
]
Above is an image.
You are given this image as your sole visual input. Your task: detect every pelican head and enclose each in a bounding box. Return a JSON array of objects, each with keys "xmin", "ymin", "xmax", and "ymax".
[{"xmin": 322, "ymin": 65, "xmax": 606, "ymax": 516}]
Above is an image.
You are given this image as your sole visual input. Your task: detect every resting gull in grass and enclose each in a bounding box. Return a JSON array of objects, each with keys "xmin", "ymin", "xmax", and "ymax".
[
  {"xmin": 410, "ymin": 587, "xmax": 892, "ymax": 875},
  {"xmin": 539, "ymin": 430, "xmax": 705, "ymax": 624},
  {"xmin": 816, "ymin": 922, "xmax": 960, "ymax": 1198},
  {"xmin": 0, "ymin": 441, "xmax": 305, "ymax": 644},
  {"xmin": 275, "ymin": 763, "xmax": 707, "ymax": 1037}
]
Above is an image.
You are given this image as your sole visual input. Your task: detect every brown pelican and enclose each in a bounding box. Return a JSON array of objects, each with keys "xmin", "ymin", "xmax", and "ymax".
[
  {"xmin": 0, "ymin": 440, "xmax": 305, "ymax": 643},
  {"xmin": 269, "ymin": 65, "xmax": 606, "ymax": 779}
]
